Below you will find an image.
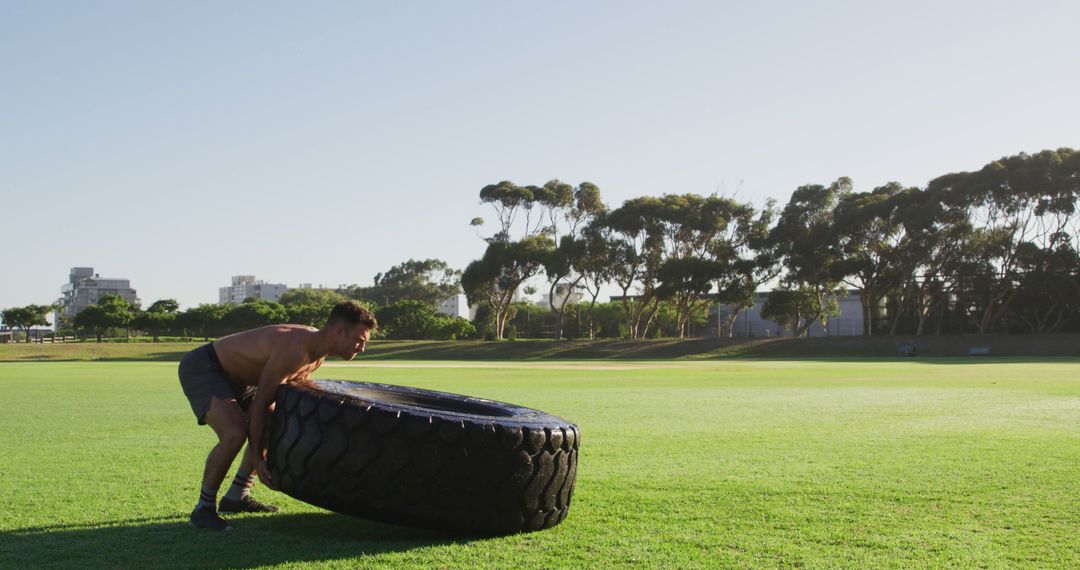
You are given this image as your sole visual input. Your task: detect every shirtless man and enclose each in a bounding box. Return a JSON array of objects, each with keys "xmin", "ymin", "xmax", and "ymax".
[{"xmin": 178, "ymin": 300, "xmax": 377, "ymax": 530}]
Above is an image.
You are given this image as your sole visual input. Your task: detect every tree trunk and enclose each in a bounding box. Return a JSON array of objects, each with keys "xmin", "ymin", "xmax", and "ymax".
[
  {"xmin": 888, "ymin": 288, "xmax": 908, "ymax": 336},
  {"xmin": 726, "ymin": 311, "xmax": 739, "ymax": 338},
  {"xmin": 640, "ymin": 298, "xmax": 661, "ymax": 339},
  {"xmin": 617, "ymin": 284, "xmax": 634, "ymax": 339},
  {"xmin": 860, "ymin": 290, "xmax": 871, "ymax": 336},
  {"xmin": 586, "ymin": 288, "xmax": 601, "ymax": 340},
  {"xmin": 495, "ymin": 288, "xmax": 514, "ymax": 340},
  {"xmin": 933, "ymin": 300, "xmax": 945, "ymax": 335},
  {"xmin": 632, "ymin": 294, "xmax": 656, "ymax": 339},
  {"xmin": 548, "ymin": 280, "xmax": 564, "ymax": 340}
]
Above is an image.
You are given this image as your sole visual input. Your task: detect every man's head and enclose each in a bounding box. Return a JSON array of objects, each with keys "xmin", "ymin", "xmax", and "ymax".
[{"xmin": 324, "ymin": 301, "xmax": 377, "ymax": 360}]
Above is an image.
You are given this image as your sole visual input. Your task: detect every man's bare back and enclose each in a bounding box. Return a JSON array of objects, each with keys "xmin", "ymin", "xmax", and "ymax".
[{"xmin": 213, "ymin": 324, "xmax": 327, "ymax": 387}]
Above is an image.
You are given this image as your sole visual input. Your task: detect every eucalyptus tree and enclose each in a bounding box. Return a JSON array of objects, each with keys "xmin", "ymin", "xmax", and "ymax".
[
  {"xmin": 832, "ymin": 182, "xmax": 919, "ymax": 335},
  {"xmin": 761, "ymin": 286, "xmax": 839, "ymax": 337},
  {"xmin": 770, "ymin": 178, "xmax": 851, "ymax": 333},
  {"xmin": 541, "ymin": 181, "xmax": 607, "ymax": 339},
  {"xmin": 466, "ymin": 180, "xmax": 601, "ymax": 339},
  {"xmin": 653, "ymin": 194, "xmax": 755, "ymax": 338},
  {"xmin": 462, "ymin": 235, "xmax": 554, "ymax": 339},
  {"xmin": 714, "ymin": 200, "xmax": 779, "ymax": 338},
  {"xmin": 1012, "ymin": 239, "xmax": 1079, "ymax": 333},
  {"xmin": 577, "ymin": 220, "xmax": 617, "ymax": 339},
  {"xmin": 927, "ymin": 148, "xmax": 1079, "ymax": 333},
  {"xmin": 605, "ymin": 196, "xmax": 662, "ymax": 338}
]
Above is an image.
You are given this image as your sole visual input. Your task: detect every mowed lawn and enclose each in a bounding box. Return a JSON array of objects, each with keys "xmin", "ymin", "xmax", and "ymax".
[{"xmin": 2, "ymin": 360, "xmax": 1079, "ymax": 568}]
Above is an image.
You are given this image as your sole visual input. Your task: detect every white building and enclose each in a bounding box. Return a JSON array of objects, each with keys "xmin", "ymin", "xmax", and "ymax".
[
  {"xmin": 719, "ymin": 290, "xmax": 865, "ymax": 337},
  {"xmin": 608, "ymin": 289, "xmax": 866, "ymax": 338},
  {"xmin": 219, "ymin": 275, "xmax": 288, "ymax": 304},
  {"xmin": 436, "ymin": 294, "xmax": 476, "ymax": 320},
  {"xmin": 537, "ymin": 283, "xmax": 584, "ymax": 310},
  {"xmin": 56, "ymin": 267, "xmax": 140, "ymax": 323}
]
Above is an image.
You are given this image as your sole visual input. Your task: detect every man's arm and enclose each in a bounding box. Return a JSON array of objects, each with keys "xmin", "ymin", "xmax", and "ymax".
[{"xmin": 247, "ymin": 352, "xmax": 301, "ymax": 488}]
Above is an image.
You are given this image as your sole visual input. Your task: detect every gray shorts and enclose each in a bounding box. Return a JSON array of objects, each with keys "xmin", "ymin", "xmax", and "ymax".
[{"xmin": 178, "ymin": 343, "xmax": 256, "ymax": 425}]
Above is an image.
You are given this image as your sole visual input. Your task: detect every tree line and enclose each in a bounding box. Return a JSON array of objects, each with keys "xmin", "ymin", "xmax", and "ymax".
[
  {"xmin": 462, "ymin": 148, "xmax": 1080, "ymax": 339},
  {"xmin": 1, "ymin": 259, "xmax": 474, "ymax": 343},
  {"xmin": 4, "ymin": 148, "xmax": 1077, "ymax": 342}
]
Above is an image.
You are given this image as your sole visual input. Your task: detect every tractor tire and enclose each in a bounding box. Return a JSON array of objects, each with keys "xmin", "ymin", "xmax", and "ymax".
[{"xmin": 266, "ymin": 379, "xmax": 580, "ymax": 535}]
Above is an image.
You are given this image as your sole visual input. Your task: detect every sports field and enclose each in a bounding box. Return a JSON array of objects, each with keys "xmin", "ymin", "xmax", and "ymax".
[{"xmin": 2, "ymin": 359, "xmax": 1079, "ymax": 568}]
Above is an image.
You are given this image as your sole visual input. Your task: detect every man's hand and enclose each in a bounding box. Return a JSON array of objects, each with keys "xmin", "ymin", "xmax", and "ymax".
[{"xmin": 255, "ymin": 457, "xmax": 276, "ymax": 490}]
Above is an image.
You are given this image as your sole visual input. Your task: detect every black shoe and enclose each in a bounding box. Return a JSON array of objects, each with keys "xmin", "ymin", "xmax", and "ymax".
[
  {"xmin": 219, "ymin": 495, "xmax": 279, "ymax": 514},
  {"xmin": 189, "ymin": 506, "xmax": 232, "ymax": 531}
]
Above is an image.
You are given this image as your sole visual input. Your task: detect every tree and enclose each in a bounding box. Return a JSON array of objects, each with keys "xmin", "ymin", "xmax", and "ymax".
[
  {"xmin": 375, "ymin": 300, "xmax": 439, "ymax": 339},
  {"xmin": 478, "ymin": 180, "xmax": 537, "ymax": 239},
  {"xmin": 222, "ymin": 299, "xmax": 288, "ymax": 332},
  {"xmin": 97, "ymin": 295, "xmax": 136, "ymax": 338},
  {"xmin": 928, "ymin": 149, "xmax": 1079, "ymax": 333},
  {"xmin": 132, "ymin": 311, "xmax": 176, "ymax": 342},
  {"xmin": 177, "ymin": 304, "xmax": 234, "ymax": 341},
  {"xmin": 73, "ymin": 305, "xmax": 109, "ymax": 342},
  {"xmin": 543, "ymin": 236, "xmax": 587, "ymax": 339},
  {"xmin": 832, "ymin": 183, "xmax": 918, "ymax": 335},
  {"xmin": 132, "ymin": 299, "xmax": 179, "ymax": 342},
  {"xmin": 770, "ymin": 178, "xmax": 851, "ymax": 332},
  {"xmin": 466, "ymin": 180, "xmax": 578, "ymax": 340},
  {"xmin": 1012, "ymin": 240, "xmax": 1080, "ymax": 333},
  {"xmin": 2, "ymin": 305, "xmax": 53, "ymax": 343},
  {"xmin": 347, "ymin": 259, "xmax": 461, "ymax": 308},
  {"xmin": 577, "ymin": 222, "xmax": 617, "ymax": 339},
  {"xmin": 605, "ymin": 196, "xmax": 665, "ymax": 338},
  {"xmin": 147, "ymin": 299, "xmax": 180, "ymax": 313},
  {"xmin": 715, "ymin": 200, "xmax": 779, "ymax": 338},
  {"xmin": 656, "ymin": 256, "xmax": 720, "ymax": 338},
  {"xmin": 761, "ymin": 286, "xmax": 840, "ymax": 337},
  {"xmin": 374, "ymin": 300, "xmax": 476, "ymax": 340},
  {"xmin": 462, "ymin": 235, "xmax": 554, "ymax": 340},
  {"xmin": 280, "ymin": 288, "xmax": 348, "ymax": 326},
  {"xmin": 890, "ymin": 193, "xmax": 971, "ymax": 335},
  {"xmin": 434, "ymin": 316, "xmax": 476, "ymax": 340},
  {"xmin": 541, "ymin": 182, "xmax": 607, "ymax": 340}
]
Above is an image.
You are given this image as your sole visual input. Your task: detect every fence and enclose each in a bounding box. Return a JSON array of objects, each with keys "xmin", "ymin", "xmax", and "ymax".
[{"xmin": 729, "ymin": 317, "xmax": 865, "ymax": 338}]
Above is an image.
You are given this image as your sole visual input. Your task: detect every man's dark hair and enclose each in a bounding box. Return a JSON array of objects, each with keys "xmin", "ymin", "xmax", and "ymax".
[{"xmin": 326, "ymin": 300, "xmax": 377, "ymax": 329}]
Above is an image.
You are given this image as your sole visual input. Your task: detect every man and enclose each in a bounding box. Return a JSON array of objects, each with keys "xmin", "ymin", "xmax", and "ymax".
[{"xmin": 178, "ymin": 300, "xmax": 377, "ymax": 530}]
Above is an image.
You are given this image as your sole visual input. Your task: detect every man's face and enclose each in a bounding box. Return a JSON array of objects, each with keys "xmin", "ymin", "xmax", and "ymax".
[{"xmin": 337, "ymin": 324, "xmax": 371, "ymax": 360}]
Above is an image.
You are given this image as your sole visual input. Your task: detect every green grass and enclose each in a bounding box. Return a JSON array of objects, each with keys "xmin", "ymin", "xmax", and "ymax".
[{"xmin": 2, "ymin": 359, "xmax": 1080, "ymax": 568}]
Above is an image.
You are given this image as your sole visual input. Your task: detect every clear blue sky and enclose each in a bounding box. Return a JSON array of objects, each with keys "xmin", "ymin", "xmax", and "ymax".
[{"xmin": 2, "ymin": 1, "xmax": 1078, "ymax": 313}]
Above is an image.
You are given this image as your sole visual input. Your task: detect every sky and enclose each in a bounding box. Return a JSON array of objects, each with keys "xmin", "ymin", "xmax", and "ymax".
[{"xmin": 2, "ymin": 1, "xmax": 1078, "ymax": 314}]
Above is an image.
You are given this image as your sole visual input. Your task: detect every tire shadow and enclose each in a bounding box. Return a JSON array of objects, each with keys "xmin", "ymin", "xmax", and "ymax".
[{"xmin": 1, "ymin": 512, "xmax": 473, "ymax": 569}]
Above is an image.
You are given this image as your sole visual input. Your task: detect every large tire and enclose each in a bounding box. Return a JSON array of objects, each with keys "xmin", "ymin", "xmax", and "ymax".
[{"xmin": 266, "ymin": 380, "xmax": 580, "ymax": 535}]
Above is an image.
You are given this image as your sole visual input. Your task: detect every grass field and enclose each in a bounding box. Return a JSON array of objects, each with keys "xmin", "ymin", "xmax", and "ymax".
[
  {"xmin": 2, "ymin": 359, "xmax": 1080, "ymax": 568},
  {"xmin": 2, "ymin": 333, "xmax": 1078, "ymax": 362}
]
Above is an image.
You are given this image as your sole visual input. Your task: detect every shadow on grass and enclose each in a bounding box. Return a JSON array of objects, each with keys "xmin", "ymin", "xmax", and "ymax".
[
  {"xmin": 361, "ymin": 337, "xmax": 1080, "ymax": 362},
  {"xmin": 362, "ymin": 338, "xmax": 739, "ymax": 360},
  {"xmin": 0, "ymin": 512, "xmax": 473, "ymax": 568},
  {"xmin": 93, "ymin": 351, "xmax": 192, "ymax": 362}
]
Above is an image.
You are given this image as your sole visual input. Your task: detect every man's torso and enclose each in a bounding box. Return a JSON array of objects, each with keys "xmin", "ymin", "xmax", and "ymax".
[{"xmin": 211, "ymin": 325, "xmax": 325, "ymax": 386}]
